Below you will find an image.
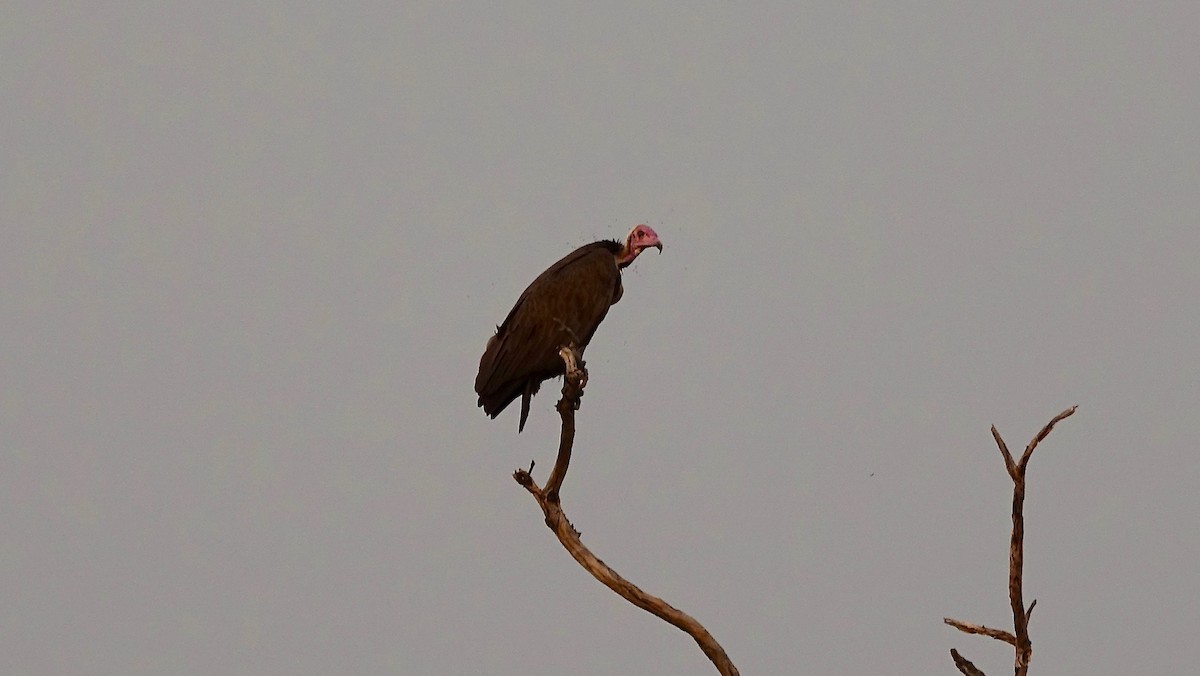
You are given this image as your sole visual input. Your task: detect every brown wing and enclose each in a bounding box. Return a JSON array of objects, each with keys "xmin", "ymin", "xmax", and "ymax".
[{"xmin": 475, "ymin": 242, "xmax": 622, "ymax": 431}]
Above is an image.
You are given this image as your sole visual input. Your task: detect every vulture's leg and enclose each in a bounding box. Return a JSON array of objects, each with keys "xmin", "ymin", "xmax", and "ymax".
[{"xmin": 558, "ymin": 347, "xmax": 587, "ymax": 401}]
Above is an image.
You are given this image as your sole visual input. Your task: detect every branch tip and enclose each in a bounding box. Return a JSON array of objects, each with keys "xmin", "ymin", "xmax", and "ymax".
[
  {"xmin": 1018, "ymin": 404, "xmax": 1077, "ymax": 471},
  {"xmin": 991, "ymin": 425, "xmax": 1018, "ymax": 479},
  {"xmin": 944, "ymin": 617, "xmax": 1016, "ymax": 645},
  {"xmin": 950, "ymin": 649, "xmax": 985, "ymax": 676}
]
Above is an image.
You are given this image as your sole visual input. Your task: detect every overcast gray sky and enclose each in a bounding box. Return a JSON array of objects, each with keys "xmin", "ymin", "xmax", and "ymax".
[{"xmin": 3, "ymin": 3, "xmax": 1198, "ymax": 674}]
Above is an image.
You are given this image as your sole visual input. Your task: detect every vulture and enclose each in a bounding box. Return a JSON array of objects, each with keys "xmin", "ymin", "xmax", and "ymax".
[{"xmin": 475, "ymin": 224, "xmax": 663, "ymax": 432}]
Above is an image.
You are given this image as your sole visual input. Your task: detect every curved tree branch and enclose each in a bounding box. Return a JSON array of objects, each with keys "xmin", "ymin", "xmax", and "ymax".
[{"xmin": 513, "ymin": 345, "xmax": 739, "ymax": 676}]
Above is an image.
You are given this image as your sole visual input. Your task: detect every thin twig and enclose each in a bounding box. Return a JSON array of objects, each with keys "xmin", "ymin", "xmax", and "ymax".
[
  {"xmin": 943, "ymin": 617, "xmax": 1016, "ymax": 645},
  {"xmin": 1018, "ymin": 406, "xmax": 1077, "ymax": 473},
  {"xmin": 513, "ymin": 346, "xmax": 739, "ymax": 676}
]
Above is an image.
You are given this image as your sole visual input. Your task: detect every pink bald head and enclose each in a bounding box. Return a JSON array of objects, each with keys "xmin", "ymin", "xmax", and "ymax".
[{"xmin": 616, "ymin": 224, "xmax": 663, "ymax": 267}]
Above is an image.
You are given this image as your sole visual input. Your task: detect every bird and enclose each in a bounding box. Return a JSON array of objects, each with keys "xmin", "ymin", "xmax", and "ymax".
[{"xmin": 475, "ymin": 224, "xmax": 663, "ymax": 432}]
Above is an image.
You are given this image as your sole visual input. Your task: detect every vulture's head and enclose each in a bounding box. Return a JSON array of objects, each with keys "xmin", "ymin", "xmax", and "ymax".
[{"xmin": 616, "ymin": 224, "xmax": 663, "ymax": 267}]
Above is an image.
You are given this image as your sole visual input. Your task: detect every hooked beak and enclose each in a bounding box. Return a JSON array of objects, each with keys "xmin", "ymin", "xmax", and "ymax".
[{"xmin": 633, "ymin": 241, "xmax": 663, "ymax": 257}]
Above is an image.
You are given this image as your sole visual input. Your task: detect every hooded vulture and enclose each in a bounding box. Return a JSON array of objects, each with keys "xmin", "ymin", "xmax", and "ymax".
[{"xmin": 475, "ymin": 224, "xmax": 663, "ymax": 432}]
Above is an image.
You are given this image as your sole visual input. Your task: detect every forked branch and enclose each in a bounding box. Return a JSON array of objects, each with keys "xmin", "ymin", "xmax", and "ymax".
[
  {"xmin": 512, "ymin": 345, "xmax": 739, "ymax": 676},
  {"xmin": 945, "ymin": 405, "xmax": 1076, "ymax": 676}
]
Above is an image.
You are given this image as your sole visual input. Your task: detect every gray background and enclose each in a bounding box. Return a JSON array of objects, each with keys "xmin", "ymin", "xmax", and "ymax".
[{"xmin": 3, "ymin": 3, "xmax": 1197, "ymax": 674}]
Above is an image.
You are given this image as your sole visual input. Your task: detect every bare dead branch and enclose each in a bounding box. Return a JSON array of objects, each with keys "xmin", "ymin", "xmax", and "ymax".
[
  {"xmin": 943, "ymin": 617, "xmax": 1016, "ymax": 645},
  {"xmin": 946, "ymin": 406, "xmax": 1076, "ymax": 676},
  {"xmin": 512, "ymin": 346, "xmax": 739, "ymax": 676},
  {"xmin": 1017, "ymin": 406, "xmax": 1077, "ymax": 473},
  {"xmin": 540, "ymin": 346, "xmax": 584, "ymax": 502},
  {"xmin": 951, "ymin": 649, "xmax": 986, "ymax": 676},
  {"xmin": 1008, "ymin": 460, "xmax": 1030, "ymax": 674},
  {"xmin": 991, "ymin": 425, "xmax": 1017, "ymax": 481}
]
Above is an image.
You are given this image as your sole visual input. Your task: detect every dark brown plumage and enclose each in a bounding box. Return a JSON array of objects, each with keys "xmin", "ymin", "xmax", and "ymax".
[{"xmin": 475, "ymin": 224, "xmax": 662, "ymax": 432}]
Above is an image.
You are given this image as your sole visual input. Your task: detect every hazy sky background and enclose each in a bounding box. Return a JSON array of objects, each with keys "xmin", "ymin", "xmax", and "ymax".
[{"xmin": 3, "ymin": 3, "xmax": 1198, "ymax": 674}]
